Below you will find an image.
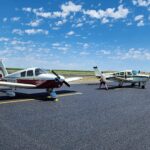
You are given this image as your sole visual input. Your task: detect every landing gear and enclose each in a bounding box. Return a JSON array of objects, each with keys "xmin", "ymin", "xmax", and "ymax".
[
  {"xmin": 6, "ymin": 90, "xmax": 16, "ymax": 97},
  {"xmin": 141, "ymin": 85, "xmax": 145, "ymax": 89},
  {"xmin": 47, "ymin": 88, "xmax": 58, "ymax": 101},
  {"xmin": 138, "ymin": 82, "xmax": 141, "ymax": 87},
  {"xmin": 139, "ymin": 82, "xmax": 146, "ymax": 89},
  {"xmin": 118, "ymin": 82, "xmax": 123, "ymax": 87},
  {"xmin": 131, "ymin": 83, "xmax": 135, "ymax": 87}
]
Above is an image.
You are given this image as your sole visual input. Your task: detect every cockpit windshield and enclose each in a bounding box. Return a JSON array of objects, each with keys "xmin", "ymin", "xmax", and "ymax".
[
  {"xmin": 35, "ymin": 68, "xmax": 48, "ymax": 76},
  {"xmin": 132, "ymin": 70, "xmax": 138, "ymax": 75}
]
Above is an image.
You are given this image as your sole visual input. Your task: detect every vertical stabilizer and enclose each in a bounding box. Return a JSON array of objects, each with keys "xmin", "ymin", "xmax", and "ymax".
[
  {"xmin": 0, "ymin": 60, "xmax": 8, "ymax": 78},
  {"xmin": 93, "ymin": 66, "xmax": 101, "ymax": 77}
]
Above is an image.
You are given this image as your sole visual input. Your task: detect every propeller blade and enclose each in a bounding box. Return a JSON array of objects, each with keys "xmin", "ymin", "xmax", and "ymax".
[
  {"xmin": 52, "ymin": 70, "xmax": 70, "ymax": 87},
  {"xmin": 63, "ymin": 80, "xmax": 70, "ymax": 87},
  {"xmin": 51, "ymin": 70, "xmax": 60, "ymax": 79}
]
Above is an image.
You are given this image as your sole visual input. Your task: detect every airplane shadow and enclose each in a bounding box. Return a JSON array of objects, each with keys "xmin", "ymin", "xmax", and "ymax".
[{"xmin": 0, "ymin": 90, "xmax": 78, "ymax": 101}]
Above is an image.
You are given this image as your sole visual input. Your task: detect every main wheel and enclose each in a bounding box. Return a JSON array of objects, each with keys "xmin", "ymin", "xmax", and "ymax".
[
  {"xmin": 131, "ymin": 83, "xmax": 135, "ymax": 87},
  {"xmin": 141, "ymin": 85, "xmax": 145, "ymax": 89}
]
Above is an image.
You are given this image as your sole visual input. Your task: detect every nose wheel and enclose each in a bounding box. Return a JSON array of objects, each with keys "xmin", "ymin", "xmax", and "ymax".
[
  {"xmin": 140, "ymin": 82, "xmax": 146, "ymax": 89},
  {"xmin": 47, "ymin": 88, "xmax": 58, "ymax": 101},
  {"xmin": 118, "ymin": 82, "xmax": 123, "ymax": 87}
]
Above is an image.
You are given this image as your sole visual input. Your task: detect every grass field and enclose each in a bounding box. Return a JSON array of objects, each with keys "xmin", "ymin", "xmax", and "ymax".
[
  {"xmin": 5, "ymin": 68, "xmax": 150, "ymax": 84},
  {"xmin": 6, "ymin": 68, "xmax": 95, "ymax": 76},
  {"xmin": 6, "ymin": 68, "xmax": 117, "ymax": 77}
]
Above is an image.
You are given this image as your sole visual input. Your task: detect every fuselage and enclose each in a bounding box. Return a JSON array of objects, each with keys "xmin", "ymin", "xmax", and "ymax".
[
  {"xmin": 98, "ymin": 70, "xmax": 149, "ymax": 83},
  {"xmin": 3, "ymin": 68, "xmax": 65, "ymax": 89}
]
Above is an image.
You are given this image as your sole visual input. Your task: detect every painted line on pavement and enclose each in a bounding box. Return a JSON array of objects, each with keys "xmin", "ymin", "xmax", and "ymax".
[{"xmin": 0, "ymin": 92, "xmax": 82, "ymax": 105}]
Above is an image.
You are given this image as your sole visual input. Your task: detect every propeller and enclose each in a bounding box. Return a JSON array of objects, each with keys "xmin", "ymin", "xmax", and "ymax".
[
  {"xmin": 63, "ymin": 80, "xmax": 70, "ymax": 87},
  {"xmin": 51, "ymin": 70, "xmax": 60, "ymax": 79},
  {"xmin": 51, "ymin": 70, "xmax": 70, "ymax": 87}
]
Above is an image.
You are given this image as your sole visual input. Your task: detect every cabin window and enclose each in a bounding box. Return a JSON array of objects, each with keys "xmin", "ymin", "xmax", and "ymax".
[
  {"xmin": 21, "ymin": 71, "xmax": 26, "ymax": 77},
  {"xmin": 132, "ymin": 70, "xmax": 138, "ymax": 75},
  {"xmin": 35, "ymin": 69, "xmax": 42, "ymax": 76},
  {"xmin": 35, "ymin": 68, "xmax": 47, "ymax": 76},
  {"xmin": 127, "ymin": 72, "xmax": 132, "ymax": 76},
  {"xmin": 27, "ymin": 70, "xmax": 33, "ymax": 76},
  {"xmin": 120, "ymin": 72, "xmax": 124, "ymax": 76}
]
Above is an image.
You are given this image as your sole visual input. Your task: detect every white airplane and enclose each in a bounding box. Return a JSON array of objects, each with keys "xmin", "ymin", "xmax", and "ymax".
[
  {"xmin": 93, "ymin": 66, "xmax": 150, "ymax": 89},
  {"xmin": 0, "ymin": 60, "xmax": 82, "ymax": 98}
]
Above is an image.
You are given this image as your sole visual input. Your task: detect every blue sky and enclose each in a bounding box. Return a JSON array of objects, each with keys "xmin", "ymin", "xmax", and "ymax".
[{"xmin": 0, "ymin": 0, "xmax": 150, "ymax": 71}]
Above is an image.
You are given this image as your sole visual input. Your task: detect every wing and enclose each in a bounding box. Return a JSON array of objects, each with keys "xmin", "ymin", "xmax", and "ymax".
[
  {"xmin": 65, "ymin": 77, "xmax": 82, "ymax": 82},
  {"xmin": 0, "ymin": 81, "xmax": 36, "ymax": 88}
]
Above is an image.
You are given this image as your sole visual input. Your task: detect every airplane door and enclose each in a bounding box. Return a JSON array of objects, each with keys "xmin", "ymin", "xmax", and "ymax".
[
  {"xmin": 119, "ymin": 72, "xmax": 125, "ymax": 78},
  {"xmin": 26, "ymin": 70, "xmax": 36, "ymax": 84},
  {"xmin": 126, "ymin": 71, "xmax": 133, "ymax": 80},
  {"xmin": 27, "ymin": 70, "xmax": 35, "ymax": 78}
]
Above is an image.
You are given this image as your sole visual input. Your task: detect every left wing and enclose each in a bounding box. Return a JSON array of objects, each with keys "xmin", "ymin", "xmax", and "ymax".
[
  {"xmin": 0, "ymin": 81, "xmax": 36, "ymax": 88},
  {"xmin": 65, "ymin": 77, "xmax": 82, "ymax": 82}
]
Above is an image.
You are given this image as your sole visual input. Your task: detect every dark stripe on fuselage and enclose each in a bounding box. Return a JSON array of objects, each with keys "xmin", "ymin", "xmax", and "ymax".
[
  {"xmin": 17, "ymin": 79, "xmax": 63, "ymax": 88},
  {"xmin": 118, "ymin": 75, "xmax": 149, "ymax": 78},
  {"xmin": 107, "ymin": 75, "xmax": 149, "ymax": 83}
]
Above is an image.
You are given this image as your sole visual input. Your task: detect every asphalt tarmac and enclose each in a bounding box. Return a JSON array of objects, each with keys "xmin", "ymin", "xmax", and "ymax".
[{"xmin": 1, "ymin": 82, "xmax": 150, "ymax": 150}]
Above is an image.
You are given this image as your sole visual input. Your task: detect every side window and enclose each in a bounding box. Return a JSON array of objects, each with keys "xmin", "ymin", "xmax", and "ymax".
[
  {"xmin": 21, "ymin": 71, "xmax": 26, "ymax": 77},
  {"xmin": 35, "ymin": 69, "xmax": 40, "ymax": 76},
  {"xmin": 120, "ymin": 72, "xmax": 124, "ymax": 76},
  {"xmin": 27, "ymin": 70, "xmax": 33, "ymax": 77},
  {"xmin": 114, "ymin": 73, "xmax": 119, "ymax": 76},
  {"xmin": 127, "ymin": 72, "xmax": 132, "ymax": 76}
]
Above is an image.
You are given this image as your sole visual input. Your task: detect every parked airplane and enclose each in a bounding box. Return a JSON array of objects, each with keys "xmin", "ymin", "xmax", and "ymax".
[
  {"xmin": 0, "ymin": 60, "xmax": 82, "ymax": 98},
  {"xmin": 93, "ymin": 66, "xmax": 150, "ymax": 89}
]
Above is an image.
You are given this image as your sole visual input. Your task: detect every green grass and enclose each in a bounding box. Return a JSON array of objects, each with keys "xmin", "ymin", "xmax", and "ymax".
[
  {"xmin": 6, "ymin": 68, "xmax": 94, "ymax": 76},
  {"xmin": 6, "ymin": 68, "xmax": 115, "ymax": 76},
  {"xmin": 51, "ymin": 70, "xmax": 94, "ymax": 76}
]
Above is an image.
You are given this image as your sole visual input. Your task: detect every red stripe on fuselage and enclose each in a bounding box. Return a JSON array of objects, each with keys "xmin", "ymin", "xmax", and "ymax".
[{"xmin": 17, "ymin": 79, "xmax": 63, "ymax": 88}]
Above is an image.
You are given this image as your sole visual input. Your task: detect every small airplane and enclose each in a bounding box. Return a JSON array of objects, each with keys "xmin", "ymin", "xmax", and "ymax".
[
  {"xmin": 93, "ymin": 66, "xmax": 150, "ymax": 89},
  {"xmin": 0, "ymin": 60, "xmax": 82, "ymax": 98}
]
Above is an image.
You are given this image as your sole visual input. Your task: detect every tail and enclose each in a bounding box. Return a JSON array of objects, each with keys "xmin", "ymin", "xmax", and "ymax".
[
  {"xmin": 0, "ymin": 60, "xmax": 8, "ymax": 78},
  {"xmin": 93, "ymin": 66, "xmax": 101, "ymax": 77}
]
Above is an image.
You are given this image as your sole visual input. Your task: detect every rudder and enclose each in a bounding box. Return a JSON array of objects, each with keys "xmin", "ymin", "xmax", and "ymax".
[
  {"xmin": 0, "ymin": 60, "xmax": 8, "ymax": 78},
  {"xmin": 93, "ymin": 66, "xmax": 101, "ymax": 77}
]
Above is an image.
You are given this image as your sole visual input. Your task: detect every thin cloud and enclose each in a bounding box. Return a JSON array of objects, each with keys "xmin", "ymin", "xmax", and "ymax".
[
  {"xmin": 84, "ymin": 5, "xmax": 129, "ymax": 22},
  {"xmin": 27, "ymin": 19, "xmax": 42, "ymax": 27},
  {"xmin": 67, "ymin": 31, "xmax": 75, "ymax": 36},
  {"xmin": 12, "ymin": 29, "xmax": 49, "ymax": 35},
  {"xmin": 132, "ymin": 0, "xmax": 150, "ymax": 7},
  {"xmin": 11, "ymin": 17, "xmax": 20, "ymax": 22},
  {"xmin": 134, "ymin": 15, "xmax": 145, "ymax": 26}
]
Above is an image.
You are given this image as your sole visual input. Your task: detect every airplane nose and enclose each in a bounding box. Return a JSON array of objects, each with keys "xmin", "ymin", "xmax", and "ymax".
[
  {"xmin": 60, "ymin": 75, "xmax": 65, "ymax": 80},
  {"xmin": 52, "ymin": 70, "xmax": 70, "ymax": 87}
]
